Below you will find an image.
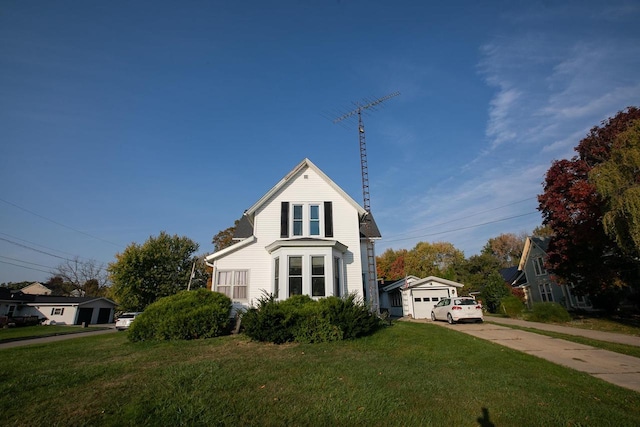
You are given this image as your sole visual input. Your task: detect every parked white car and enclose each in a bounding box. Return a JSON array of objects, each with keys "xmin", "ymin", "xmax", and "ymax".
[
  {"xmin": 115, "ymin": 312, "xmax": 142, "ymax": 331},
  {"xmin": 431, "ymin": 297, "xmax": 483, "ymax": 324}
]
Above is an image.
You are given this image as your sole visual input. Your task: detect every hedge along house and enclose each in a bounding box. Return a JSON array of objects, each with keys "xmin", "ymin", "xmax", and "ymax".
[
  {"xmin": 205, "ymin": 158, "xmax": 381, "ymax": 312},
  {"xmin": 381, "ymin": 275, "xmax": 464, "ymax": 319}
]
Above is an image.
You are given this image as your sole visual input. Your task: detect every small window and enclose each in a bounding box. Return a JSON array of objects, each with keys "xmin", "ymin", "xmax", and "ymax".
[
  {"xmin": 293, "ymin": 205, "xmax": 303, "ymax": 236},
  {"xmin": 51, "ymin": 307, "xmax": 64, "ymax": 316},
  {"xmin": 414, "ymin": 298, "xmax": 422, "ymax": 302},
  {"xmin": 432, "ymin": 297, "xmax": 439, "ymax": 302},
  {"xmin": 423, "ymin": 297, "xmax": 431, "ymax": 302},
  {"xmin": 310, "ymin": 205, "xmax": 320, "ymax": 236}
]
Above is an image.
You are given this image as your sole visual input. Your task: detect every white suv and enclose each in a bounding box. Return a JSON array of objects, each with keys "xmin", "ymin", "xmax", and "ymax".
[{"xmin": 115, "ymin": 312, "xmax": 141, "ymax": 331}]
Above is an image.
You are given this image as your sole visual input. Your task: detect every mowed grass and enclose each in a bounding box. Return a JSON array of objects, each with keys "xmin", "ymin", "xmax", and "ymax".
[
  {"xmin": 2, "ymin": 322, "xmax": 640, "ymax": 426},
  {"xmin": 0, "ymin": 325, "xmax": 102, "ymax": 342}
]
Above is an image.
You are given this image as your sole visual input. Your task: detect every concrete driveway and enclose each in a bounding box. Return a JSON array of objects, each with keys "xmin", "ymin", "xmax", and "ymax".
[{"xmin": 427, "ymin": 319, "xmax": 640, "ymax": 393}]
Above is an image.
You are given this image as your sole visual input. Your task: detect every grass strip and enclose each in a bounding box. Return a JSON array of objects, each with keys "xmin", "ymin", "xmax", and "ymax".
[
  {"xmin": 486, "ymin": 321, "xmax": 640, "ymax": 359},
  {"xmin": 1, "ymin": 321, "xmax": 639, "ymax": 426},
  {"xmin": 0, "ymin": 325, "xmax": 110, "ymax": 343}
]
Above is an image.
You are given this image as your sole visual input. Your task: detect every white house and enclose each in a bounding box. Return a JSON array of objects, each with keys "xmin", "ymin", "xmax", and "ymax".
[
  {"xmin": 205, "ymin": 158, "xmax": 381, "ymax": 311},
  {"xmin": 19, "ymin": 282, "xmax": 52, "ymax": 295},
  {"xmin": 381, "ymin": 276, "xmax": 463, "ymax": 319},
  {"xmin": 0, "ymin": 288, "xmax": 116, "ymax": 325}
]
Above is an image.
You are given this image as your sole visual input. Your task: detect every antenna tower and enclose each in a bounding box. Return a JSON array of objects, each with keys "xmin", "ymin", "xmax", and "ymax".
[{"xmin": 333, "ymin": 91, "xmax": 400, "ymax": 314}]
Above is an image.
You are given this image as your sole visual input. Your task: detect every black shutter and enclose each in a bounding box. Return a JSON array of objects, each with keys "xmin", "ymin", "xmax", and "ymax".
[
  {"xmin": 324, "ymin": 201, "xmax": 333, "ymax": 237},
  {"xmin": 280, "ymin": 202, "xmax": 289, "ymax": 238}
]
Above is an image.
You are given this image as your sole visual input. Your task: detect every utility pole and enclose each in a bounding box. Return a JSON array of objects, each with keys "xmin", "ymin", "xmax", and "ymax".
[{"xmin": 333, "ymin": 91, "xmax": 400, "ymax": 314}]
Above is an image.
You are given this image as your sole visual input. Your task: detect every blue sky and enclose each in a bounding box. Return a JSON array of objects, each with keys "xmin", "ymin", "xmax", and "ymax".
[{"xmin": 1, "ymin": 1, "xmax": 639, "ymax": 284}]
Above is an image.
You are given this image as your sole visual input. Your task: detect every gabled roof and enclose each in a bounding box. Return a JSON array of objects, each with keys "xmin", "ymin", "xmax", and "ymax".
[
  {"xmin": 229, "ymin": 158, "xmax": 381, "ymax": 241},
  {"xmin": 500, "ymin": 266, "xmax": 526, "ymax": 287},
  {"xmin": 382, "ymin": 275, "xmax": 463, "ymax": 292},
  {"xmin": 518, "ymin": 236, "xmax": 551, "ymax": 270},
  {"xmin": 382, "ymin": 275, "xmax": 420, "ymax": 292},
  {"xmin": 246, "ymin": 158, "xmax": 368, "ymax": 217}
]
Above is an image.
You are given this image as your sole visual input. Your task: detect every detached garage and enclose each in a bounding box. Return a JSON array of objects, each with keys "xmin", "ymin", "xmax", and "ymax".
[{"xmin": 381, "ymin": 276, "xmax": 464, "ymax": 319}]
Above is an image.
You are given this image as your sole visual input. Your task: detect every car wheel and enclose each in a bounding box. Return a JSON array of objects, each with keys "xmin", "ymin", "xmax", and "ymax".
[
  {"xmin": 431, "ymin": 311, "xmax": 436, "ymax": 321},
  {"xmin": 447, "ymin": 313, "xmax": 454, "ymax": 324}
]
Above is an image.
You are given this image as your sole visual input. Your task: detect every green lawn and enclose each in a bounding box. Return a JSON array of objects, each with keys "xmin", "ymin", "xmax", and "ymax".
[
  {"xmin": 2, "ymin": 321, "xmax": 640, "ymax": 426},
  {"xmin": 0, "ymin": 325, "xmax": 104, "ymax": 342}
]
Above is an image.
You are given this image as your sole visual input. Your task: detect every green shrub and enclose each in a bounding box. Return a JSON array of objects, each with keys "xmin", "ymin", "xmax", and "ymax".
[
  {"xmin": 241, "ymin": 294, "xmax": 299, "ymax": 344},
  {"xmin": 526, "ymin": 302, "xmax": 571, "ymax": 323},
  {"xmin": 500, "ymin": 295, "xmax": 525, "ymax": 318},
  {"xmin": 128, "ymin": 289, "xmax": 232, "ymax": 342},
  {"xmin": 482, "ymin": 271, "xmax": 512, "ymax": 313},
  {"xmin": 242, "ymin": 293, "xmax": 382, "ymax": 344},
  {"xmin": 318, "ymin": 295, "xmax": 382, "ymax": 339}
]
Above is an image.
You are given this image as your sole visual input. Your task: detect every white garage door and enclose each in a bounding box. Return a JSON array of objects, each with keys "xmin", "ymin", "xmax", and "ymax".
[{"xmin": 412, "ymin": 289, "xmax": 451, "ymax": 319}]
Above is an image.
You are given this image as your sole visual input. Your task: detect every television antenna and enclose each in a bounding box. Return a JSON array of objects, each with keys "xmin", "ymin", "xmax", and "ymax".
[{"xmin": 333, "ymin": 91, "xmax": 400, "ymax": 313}]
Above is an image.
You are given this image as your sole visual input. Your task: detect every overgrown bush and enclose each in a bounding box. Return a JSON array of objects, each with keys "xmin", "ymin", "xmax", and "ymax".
[
  {"xmin": 526, "ymin": 302, "xmax": 571, "ymax": 323},
  {"xmin": 482, "ymin": 271, "xmax": 512, "ymax": 313},
  {"xmin": 242, "ymin": 293, "xmax": 383, "ymax": 344},
  {"xmin": 499, "ymin": 295, "xmax": 525, "ymax": 318},
  {"xmin": 128, "ymin": 289, "xmax": 232, "ymax": 342}
]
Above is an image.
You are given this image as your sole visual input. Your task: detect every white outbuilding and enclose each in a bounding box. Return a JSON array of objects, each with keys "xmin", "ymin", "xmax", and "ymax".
[{"xmin": 381, "ymin": 276, "xmax": 464, "ymax": 319}]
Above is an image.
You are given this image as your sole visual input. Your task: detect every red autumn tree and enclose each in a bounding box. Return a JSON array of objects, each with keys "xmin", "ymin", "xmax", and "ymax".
[
  {"xmin": 376, "ymin": 248, "xmax": 407, "ymax": 281},
  {"xmin": 538, "ymin": 107, "xmax": 640, "ymax": 311}
]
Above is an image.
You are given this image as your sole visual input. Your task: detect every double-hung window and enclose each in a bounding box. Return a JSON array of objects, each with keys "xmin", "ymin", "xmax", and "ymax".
[
  {"xmin": 309, "ymin": 205, "xmax": 320, "ymax": 236},
  {"xmin": 289, "ymin": 256, "xmax": 303, "ymax": 296},
  {"xmin": 533, "ymin": 257, "xmax": 546, "ymax": 276},
  {"xmin": 283, "ymin": 202, "xmax": 324, "ymax": 237},
  {"xmin": 311, "ymin": 256, "xmax": 325, "ymax": 296},
  {"xmin": 293, "ymin": 205, "xmax": 303, "ymax": 236},
  {"xmin": 217, "ymin": 270, "xmax": 248, "ymax": 299},
  {"xmin": 540, "ymin": 282, "xmax": 553, "ymax": 302}
]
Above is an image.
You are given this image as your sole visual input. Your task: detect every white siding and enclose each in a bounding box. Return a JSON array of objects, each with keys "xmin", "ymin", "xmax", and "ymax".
[{"xmin": 211, "ymin": 162, "xmax": 367, "ymax": 307}]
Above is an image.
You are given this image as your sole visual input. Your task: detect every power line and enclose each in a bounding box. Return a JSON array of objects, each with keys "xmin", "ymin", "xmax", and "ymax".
[
  {"xmin": 0, "ymin": 197, "xmax": 122, "ymax": 248},
  {"xmin": 0, "ymin": 236, "xmax": 75, "ymax": 262},
  {"xmin": 0, "ymin": 260, "xmax": 53, "ymax": 275},
  {"xmin": 387, "ymin": 197, "xmax": 538, "ymax": 239},
  {"xmin": 384, "ymin": 211, "xmax": 539, "ymax": 244},
  {"xmin": 0, "ymin": 255, "xmax": 56, "ymax": 270},
  {"xmin": 0, "ymin": 232, "xmax": 94, "ymax": 261}
]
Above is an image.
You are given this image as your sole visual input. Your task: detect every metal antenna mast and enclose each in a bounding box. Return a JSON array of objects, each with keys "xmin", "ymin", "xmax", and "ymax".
[{"xmin": 333, "ymin": 91, "xmax": 400, "ymax": 313}]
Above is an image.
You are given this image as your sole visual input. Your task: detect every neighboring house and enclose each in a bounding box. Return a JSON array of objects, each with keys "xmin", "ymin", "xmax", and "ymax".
[
  {"xmin": 380, "ymin": 275, "xmax": 463, "ymax": 319},
  {"xmin": 205, "ymin": 158, "xmax": 381, "ymax": 311},
  {"xmin": 0, "ymin": 287, "xmax": 115, "ymax": 325},
  {"xmin": 516, "ymin": 236, "xmax": 591, "ymax": 310},
  {"xmin": 19, "ymin": 282, "xmax": 52, "ymax": 295}
]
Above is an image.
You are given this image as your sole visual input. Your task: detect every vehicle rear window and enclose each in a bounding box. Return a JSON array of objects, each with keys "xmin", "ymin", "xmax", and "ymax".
[
  {"xmin": 454, "ymin": 299, "xmax": 477, "ymax": 306},
  {"xmin": 119, "ymin": 314, "xmax": 136, "ymax": 319}
]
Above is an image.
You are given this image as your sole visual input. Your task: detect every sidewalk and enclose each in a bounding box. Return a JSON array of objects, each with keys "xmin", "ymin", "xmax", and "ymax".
[
  {"xmin": 486, "ymin": 316, "xmax": 640, "ymax": 347},
  {"xmin": 420, "ymin": 318, "xmax": 640, "ymax": 393}
]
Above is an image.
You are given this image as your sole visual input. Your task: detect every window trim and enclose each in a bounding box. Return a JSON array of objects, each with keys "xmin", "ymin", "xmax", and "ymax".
[{"xmin": 215, "ymin": 269, "xmax": 249, "ymax": 300}]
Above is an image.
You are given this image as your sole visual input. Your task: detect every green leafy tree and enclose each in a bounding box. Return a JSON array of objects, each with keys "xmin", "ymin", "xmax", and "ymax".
[
  {"xmin": 404, "ymin": 241, "xmax": 465, "ymax": 279},
  {"xmin": 108, "ymin": 232, "xmax": 200, "ymax": 311},
  {"xmin": 456, "ymin": 254, "xmax": 504, "ymax": 295},
  {"xmin": 481, "ymin": 271, "xmax": 511, "ymax": 314},
  {"xmin": 590, "ymin": 119, "xmax": 640, "ymax": 261}
]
